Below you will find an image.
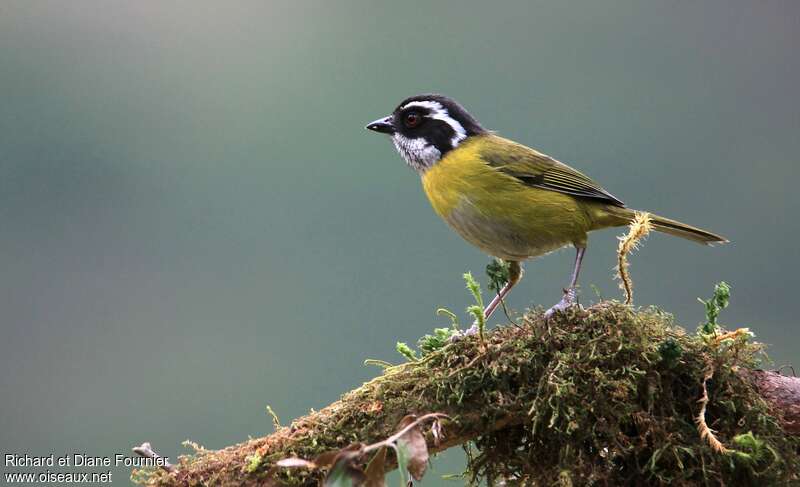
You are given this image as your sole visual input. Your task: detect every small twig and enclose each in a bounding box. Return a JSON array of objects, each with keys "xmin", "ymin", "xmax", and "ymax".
[
  {"xmin": 776, "ymin": 364, "xmax": 797, "ymax": 377},
  {"xmin": 499, "ymin": 295, "xmax": 522, "ymax": 328},
  {"xmin": 713, "ymin": 328, "xmax": 751, "ymax": 344},
  {"xmin": 266, "ymin": 404, "xmax": 281, "ymax": 431},
  {"xmin": 447, "ymin": 351, "xmax": 489, "ymax": 378},
  {"xmin": 362, "ymin": 413, "xmax": 450, "ymax": 454},
  {"xmin": 615, "ymin": 212, "xmax": 652, "ymax": 305},
  {"xmin": 133, "ymin": 442, "xmax": 176, "ymax": 473},
  {"xmin": 695, "ymin": 362, "xmax": 729, "ymax": 454},
  {"xmin": 364, "ymin": 359, "xmax": 396, "ymax": 369}
]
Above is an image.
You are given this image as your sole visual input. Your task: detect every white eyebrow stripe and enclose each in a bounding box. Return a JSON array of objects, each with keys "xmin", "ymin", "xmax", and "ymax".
[
  {"xmin": 400, "ymin": 100, "xmax": 467, "ymax": 146},
  {"xmin": 400, "ymin": 100, "xmax": 444, "ymax": 111}
]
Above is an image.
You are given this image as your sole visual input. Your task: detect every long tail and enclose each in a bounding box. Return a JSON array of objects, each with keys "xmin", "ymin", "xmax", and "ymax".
[{"xmin": 603, "ymin": 207, "xmax": 728, "ymax": 246}]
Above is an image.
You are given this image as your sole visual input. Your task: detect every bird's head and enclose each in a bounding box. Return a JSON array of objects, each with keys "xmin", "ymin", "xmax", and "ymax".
[{"xmin": 366, "ymin": 94, "xmax": 486, "ymax": 172}]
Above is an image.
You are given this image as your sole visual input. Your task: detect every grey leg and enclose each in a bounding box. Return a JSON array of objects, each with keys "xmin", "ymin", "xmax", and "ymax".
[
  {"xmin": 544, "ymin": 247, "xmax": 586, "ymax": 318},
  {"xmin": 456, "ymin": 261, "xmax": 523, "ymax": 339},
  {"xmin": 483, "ymin": 261, "xmax": 523, "ymax": 320}
]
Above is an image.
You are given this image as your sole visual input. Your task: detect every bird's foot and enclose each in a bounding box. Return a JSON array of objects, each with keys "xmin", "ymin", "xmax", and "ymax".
[{"xmin": 544, "ymin": 287, "xmax": 580, "ymax": 318}]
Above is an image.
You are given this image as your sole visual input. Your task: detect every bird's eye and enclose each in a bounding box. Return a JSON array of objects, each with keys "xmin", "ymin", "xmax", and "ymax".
[{"xmin": 404, "ymin": 112, "xmax": 421, "ymax": 128}]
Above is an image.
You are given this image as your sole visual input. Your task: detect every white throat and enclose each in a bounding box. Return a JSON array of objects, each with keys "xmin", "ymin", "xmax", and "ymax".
[{"xmin": 391, "ymin": 134, "xmax": 441, "ymax": 172}]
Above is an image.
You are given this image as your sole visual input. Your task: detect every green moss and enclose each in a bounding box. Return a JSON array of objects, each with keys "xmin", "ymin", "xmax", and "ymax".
[
  {"xmin": 486, "ymin": 258, "xmax": 511, "ymax": 294},
  {"xmin": 699, "ymin": 281, "xmax": 731, "ymax": 334},
  {"xmin": 657, "ymin": 337, "xmax": 683, "ymax": 368},
  {"xmin": 244, "ymin": 453, "xmax": 262, "ymax": 474},
  {"xmin": 458, "ymin": 304, "xmax": 798, "ymax": 486},
  {"xmin": 395, "ymin": 342, "xmax": 419, "ymax": 362},
  {"xmin": 418, "ymin": 327, "xmax": 459, "ymax": 356},
  {"xmin": 463, "ymin": 272, "xmax": 487, "ymax": 343},
  {"xmin": 134, "ymin": 302, "xmax": 800, "ymax": 487}
]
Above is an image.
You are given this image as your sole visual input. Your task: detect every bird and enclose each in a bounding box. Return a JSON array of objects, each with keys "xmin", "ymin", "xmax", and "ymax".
[{"xmin": 366, "ymin": 94, "xmax": 727, "ymax": 318}]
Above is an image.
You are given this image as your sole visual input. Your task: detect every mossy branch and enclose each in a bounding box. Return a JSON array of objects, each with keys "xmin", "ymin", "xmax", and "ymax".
[{"xmin": 133, "ymin": 304, "xmax": 800, "ymax": 486}]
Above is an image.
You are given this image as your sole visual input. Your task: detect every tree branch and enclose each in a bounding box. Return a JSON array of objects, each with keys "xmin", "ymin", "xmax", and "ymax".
[
  {"xmin": 747, "ymin": 369, "xmax": 800, "ymax": 435},
  {"xmin": 133, "ymin": 303, "xmax": 800, "ymax": 486}
]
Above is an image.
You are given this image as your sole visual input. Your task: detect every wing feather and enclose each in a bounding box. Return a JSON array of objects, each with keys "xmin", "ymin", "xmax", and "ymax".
[{"xmin": 479, "ymin": 135, "xmax": 625, "ymax": 207}]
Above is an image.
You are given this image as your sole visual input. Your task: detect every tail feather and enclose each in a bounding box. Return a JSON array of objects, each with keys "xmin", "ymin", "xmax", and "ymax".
[
  {"xmin": 649, "ymin": 214, "xmax": 728, "ymax": 245},
  {"xmin": 603, "ymin": 207, "xmax": 728, "ymax": 246}
]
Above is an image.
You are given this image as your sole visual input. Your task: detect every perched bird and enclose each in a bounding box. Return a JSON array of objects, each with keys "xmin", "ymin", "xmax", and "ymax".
[{"xmin": 366, "ymin": 94, "xmax": 727, "ymax": 318}]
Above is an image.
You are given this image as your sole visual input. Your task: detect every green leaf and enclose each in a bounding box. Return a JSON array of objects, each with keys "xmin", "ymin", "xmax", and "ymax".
[
  {"xmin": 324, "ymin": 463, "xmax": 363, "ymax": 487},
  {"xmin": 313, "ymin": 445, "xmax": 365, "ymax": 487},
  {"xmin": 418, "ymin": 327, "xmax": 458, "ymax": 356},
  {"xmin": 394, "ymin": 443, "xmax": 410, "ymax": 487},
  {"xmin": 323, "ymin": 452, "xmax": 365, "ymax": 487},
  {"xmin": 486, "ymin": 258, "xmax": 511, "ymax": 294}
]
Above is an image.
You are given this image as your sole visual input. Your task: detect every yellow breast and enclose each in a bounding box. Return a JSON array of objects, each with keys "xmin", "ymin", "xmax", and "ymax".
[
  {"xmin": 421, "ymin": 137, "xmax": 490, "ymax": 218},
  {"xmin": 420, "ymin": 135, "xmax": 591, "ymax": 260}
]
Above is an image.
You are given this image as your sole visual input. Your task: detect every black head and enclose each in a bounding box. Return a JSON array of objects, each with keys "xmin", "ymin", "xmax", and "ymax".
[{"xmin": 366, "ymin": 94, "xmax": 486, "ymax": 171}]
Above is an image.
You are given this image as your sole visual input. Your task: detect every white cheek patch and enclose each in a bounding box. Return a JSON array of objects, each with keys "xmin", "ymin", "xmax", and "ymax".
[
  {"xmin": 400, "ymin": 100, "xmax": 467, "ymax": 148},
  {"xmin": 392, "ymin": 134, "xmax": 442, "ymax": 172}
]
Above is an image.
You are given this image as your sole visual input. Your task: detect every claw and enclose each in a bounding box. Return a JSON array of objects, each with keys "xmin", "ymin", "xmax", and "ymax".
[{"xmin": 544, "ymin": 287, "xmax": 579, "ymax": 318}]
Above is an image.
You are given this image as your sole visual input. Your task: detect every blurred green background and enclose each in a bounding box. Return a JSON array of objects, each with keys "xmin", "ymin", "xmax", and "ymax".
[{"xmin": 1, "ymin": 1, "xmax": 798, "ymax": 485}]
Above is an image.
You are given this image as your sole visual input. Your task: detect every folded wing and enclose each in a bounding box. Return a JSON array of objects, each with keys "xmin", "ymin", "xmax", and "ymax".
[{"xmin": 479, "ymin": 135, "xmax": 625, "ymax": 207}]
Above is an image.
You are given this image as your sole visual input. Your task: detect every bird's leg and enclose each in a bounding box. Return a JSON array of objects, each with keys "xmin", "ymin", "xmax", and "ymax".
[
  {"xmin": 544, "ymin": 247, "xmax": 586, "ymax": 318},
  {"xmin": 483, "ymin": 261, "xmax": 522, "ymax": 320},
  {"xmin": 455, "ymin": 261, "xmax": 522, "ymax": 339}
]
